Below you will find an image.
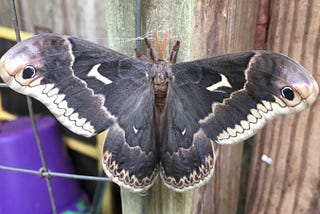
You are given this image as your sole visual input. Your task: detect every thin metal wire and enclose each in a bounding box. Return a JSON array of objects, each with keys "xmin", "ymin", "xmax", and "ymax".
[
  {"xmin": 140, "ymin": 191, "xmax": 148, "ymax": 214},
  {"xmin": 135, "ymin": 0, "xmax": 142, "ymax": 51},
  {"xmin": 91, "ymin": 171, "xmax": 109, "ymax": 214},
  {"xmin": 0, "ymin": 165, "xmax": 111, "ymax": 181},
  {"xmin": 0, "ymin": 165, "xmax": 41, "ymax": 175},
  {"xmin": 9, "ymin": 0, "xmax": 20, "ymax": 42},
  {"xmin": 8, "ymin": 0, "xmax": 57, "ymax": 213},
  {"xmin": 135, "ymin": 1, "xmax": 149, "ymax": 213}
]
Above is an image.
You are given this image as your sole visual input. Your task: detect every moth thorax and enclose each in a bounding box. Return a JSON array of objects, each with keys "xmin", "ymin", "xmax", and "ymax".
[{"xmin": 153, "ymin": 61, "xmax": 172, "ymax": 112}]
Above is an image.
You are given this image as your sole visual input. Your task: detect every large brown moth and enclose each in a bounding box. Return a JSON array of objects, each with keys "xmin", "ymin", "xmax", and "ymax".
[{"xmin": 0, "ymin": 33, "xmax": 318, "ymax": 192}]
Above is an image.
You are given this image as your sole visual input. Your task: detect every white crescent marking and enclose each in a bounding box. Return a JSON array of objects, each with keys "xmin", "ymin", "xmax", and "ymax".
[
  {"xmin": 206, "ymin": 74, "xmax": 232, "ymax": 92},
  {"xmin": 181, "ymin": 128, "xmax": 186, "ymax": 136},
  {"xmin": 133, "ymin": 125, "xmax": 139, "ymax": 134},
  {"xmin": 88, "ymin": 64, "xmax": 112, "ymax": 85}
]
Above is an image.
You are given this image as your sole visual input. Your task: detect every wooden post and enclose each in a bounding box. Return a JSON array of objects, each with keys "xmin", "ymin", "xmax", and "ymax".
[
  {"xmin": 116, "ymin": 1, "xmax": 197, "ymax": 213},
  {"xmin": 190, "ymin": 1, "xmax": 259, "ymax": 214},
  {"xmin": 246, "ymin": 0, "xmax": 320, "ymax": 213},
  {"xmin": 7, "ymin": 0, "xmax": 108, "ymax": 45},
  {"xmin": 109, "ymin": 0, "xmax": 259, "ymax": 213}
]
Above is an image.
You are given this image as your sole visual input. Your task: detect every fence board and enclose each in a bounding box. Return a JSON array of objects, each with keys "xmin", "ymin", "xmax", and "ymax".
[
  {"xmin": 191, "ymin": 1, "xmax": 258, "ymax": 214},
  {"xmin": 246, "ymin": 0, "xmax": 320, "ymax": 213},
  {"xmin": 121, "ymin": 0, "xmax": 258, "ymax": 213},
  {"xmin": 118, "ymin": 1, "xmax": 196, "ymax": 213},
  {"xmin": 13, "ymin": 0, "xmax": 108, "ymax": 45}
]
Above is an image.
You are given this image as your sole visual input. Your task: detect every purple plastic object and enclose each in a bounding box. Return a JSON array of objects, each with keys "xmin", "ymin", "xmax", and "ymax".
[{"xmin": 0, "ymin": 116, "xmax": 89, "ymax": 213}]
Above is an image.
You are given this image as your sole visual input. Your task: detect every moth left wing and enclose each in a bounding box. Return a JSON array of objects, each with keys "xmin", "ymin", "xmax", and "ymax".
[
  {"xmin": 160, "ymin": 51, "xmax": 318, "ymax": 191},
  {"xmin": 0, "ymin": 33, "xmax": 150, "ymax": 137},
  {"xmin": 0, "ymin": 33, "xmax": 158, "ymax": 192}
]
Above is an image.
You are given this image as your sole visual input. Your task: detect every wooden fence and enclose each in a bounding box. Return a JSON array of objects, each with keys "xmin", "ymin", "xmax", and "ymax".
[{"xmin": 0, "ymin": 0, "xmax": 319, "ymax": 213}]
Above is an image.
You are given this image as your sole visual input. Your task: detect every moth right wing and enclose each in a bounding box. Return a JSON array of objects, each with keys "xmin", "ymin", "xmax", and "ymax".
[
  {"xmin": 160, "ymin": 51, "xmax": 318, "ymax": 191},
  {"xmin": 159, "ymin": 52, "xmax": 252, "ymax": 191}
]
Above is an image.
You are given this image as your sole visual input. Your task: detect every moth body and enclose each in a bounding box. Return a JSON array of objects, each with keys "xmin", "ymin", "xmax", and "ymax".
[{"xmin": 151, "ymin": 60, "xmax": 173, "ymax": 113}]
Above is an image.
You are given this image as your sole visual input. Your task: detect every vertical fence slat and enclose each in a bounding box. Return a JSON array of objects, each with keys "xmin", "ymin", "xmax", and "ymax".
[
  {"xmin": 191, "ymin": 1, "xmax": 259, "ymax": 214},
  {"xmin": 110, "ymin": 0, "xmax": 258, "ymax": 213},
  {"xmin": 12, "ymin": 0, "xmax": 108, "ymax": 45},
  {"xmin": 119, "ymin": 1, "xmax": 196, "ymax": 213},
  {"xmin": 245, "ymin": 0, "xmax": 320, "ymax": 213},
  {"xmin": 118, "ymin": 0, "xmax": 259, "ymax": 213}
]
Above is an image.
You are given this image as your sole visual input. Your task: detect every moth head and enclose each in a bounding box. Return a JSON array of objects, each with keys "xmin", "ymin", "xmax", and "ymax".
[
  {"xmin": 250, "ymin": 52, "xmax": 319, "ymax": 113},
  {"xmin": 152, "ymin": 60, "xmax": 173, "ymax": 83}
]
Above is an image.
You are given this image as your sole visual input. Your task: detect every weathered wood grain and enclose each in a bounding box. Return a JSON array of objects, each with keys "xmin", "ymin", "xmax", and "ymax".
[
  {"xmin": 104, "ymin": 1, "xmax": 136, "ymax": 55},
  {"xmin": 120, "ymin": 0, "xmax": 258, "ymax": 213},
  {"xmin": 191, "ymin": 1, "xmax": 259, "ymax": 214},
  {"xmin": 245, "ymin": 0, "xmax": 320, "ymax": 213},
  {"xmin": 10, "ymin": 0, "xmax": 108, "ymax": 45},
  {"xmin": 120, "ymin": 1, "xmax": 196, "ymax": 213},
  {"xmin": 0, "ymin": 0, "xmax": 14, "ymax": 27}
]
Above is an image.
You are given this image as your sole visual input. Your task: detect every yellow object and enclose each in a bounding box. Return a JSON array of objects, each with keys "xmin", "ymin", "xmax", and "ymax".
[
  {"xmin": 63, "ymin": 136, "xmax": 98, "ymax": 159},
  {"xmin": 0, "ymin": 94, "xmax": 16, "ymax": 120},
  {"xmin": 0, "ymin": 26, "xmax": 33, "ymax": 41}
]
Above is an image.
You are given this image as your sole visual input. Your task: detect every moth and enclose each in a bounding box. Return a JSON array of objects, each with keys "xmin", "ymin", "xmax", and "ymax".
[{"xmin": 0, "ymin": 33, "xmax": 318, "ymax": 192}]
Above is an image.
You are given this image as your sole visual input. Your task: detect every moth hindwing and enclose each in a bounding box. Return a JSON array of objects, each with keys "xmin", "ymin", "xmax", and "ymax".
[{"xmin": 0, "ymin": 33, "xmax": 318, "ymax": 192}]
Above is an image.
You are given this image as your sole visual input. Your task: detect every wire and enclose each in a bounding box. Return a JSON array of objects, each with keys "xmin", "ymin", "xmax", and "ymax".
[
  {"xmin": 140, "ymin": 191, "xmax": 148, "ymax": 214},
  {"xmin": 135, "ymin": 1, "xmax": 149, "ymax": 213},
  {"xmin": 0, "ymin": 165, "xmax": 111, "ymax": 181},
  {"xmin": 9, "ymin": 0, "xmax": 21, "ymax": 42},
  {"xmin": 9, "ymin": 0, "xmax": 57, "ymax": 213},
  {"xmin": 135, "ymin": 0, "xmax": 142, "ymax": 51}
]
